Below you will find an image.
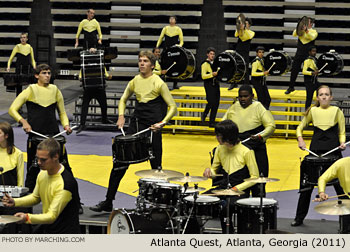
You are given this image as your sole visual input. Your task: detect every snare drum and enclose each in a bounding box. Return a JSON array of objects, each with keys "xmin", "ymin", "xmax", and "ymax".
[
  {"xmin": 235, "ymin": 198, "xmax": 278, "ymax": 234},
  {"xmin": 107, "ymin": 208, "xmax": 174, "ymax": 234},
  {"xmin": 183, "ymin": 195, "xmax": 221, "ymax": 219},
  {"xmin": 29, "ymin": 135, "xmax": 66, "ymax": 164},
  {"xmin": 103, "ymin": 47, "xmax": 118, "ymax": 60},
  {"xmin": 302, "ymin": 155, "xmax": 338, "ymax": 185},
  {"xmin": 112, "ymin": 134, "xmax": 150, "ymax": 164},
  {"xmin": 213, "ymin": 51, "xmax": 246, "ymax": 83},
  {"xmin": 317, "ymin": 50, "xmax": 343, "ymax": 76},
  {"xmin": 80, "ymin": 50, "xmax": 105, "ymax": 89},
  {"xmin": 160, "ymin": 46, "xmax": 195, "ymax": 80},
  {"xmin": 264, "ymin": 50, "xmax": 292, "ymax": 76},
  {"xmin": 3, "ymin": 73, "xmax": 18, "ymax": 92},
  {"xmin": 67, "ymin": 48, "xmax": 81, "ymax": 62},
  {"xmin": 150, "ymin": 182, "xmax": 182, "ymax": 208}
]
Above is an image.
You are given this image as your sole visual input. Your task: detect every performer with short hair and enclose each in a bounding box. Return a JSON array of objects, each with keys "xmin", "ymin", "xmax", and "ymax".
[
  {"xmin": 6, "ymin": 32, "xmax": 36, "ymax": 96},
  {"xmin": 2, "ymin": 138, "xmax": 80, "ymax": 234},
  {"xmin": 152, "ymin": 47, "xmax": 167, "ymax": 76},
  {"xmin": 75, "ymin": 9, "xmax": 102, "ymax": 50},
  {"xmin": 250, "ymin": 46, "xmax": 271, "ymax": 109},
  {"xmin": 302, "ymin": 45, "xmax": 319, "ymax": 110},
  {"xmin": 201, "ymin": 47, "xmax": 220, "ymax": 127},
  {"xmin": 90, "ymin": 50, "xmax": 177, "ymax": 212},
  {"xmin": 285, "ymin": 17, "xmax": 318, "ymax": 94}
]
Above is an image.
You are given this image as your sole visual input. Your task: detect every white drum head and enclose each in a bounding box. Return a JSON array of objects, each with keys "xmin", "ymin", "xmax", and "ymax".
[
  {"xmin": 236, "ymin": 197, "xmax": 277, "ymax": 207},
  {"xmin": 155, "ymin": 182, "xmax": 182, "ymax": 189},
  {"xmin": 184, "ymin": 195, "xmax": 220, "ymax": 204},
  {"xmin": 138, "ymin": 178, "xmax": 166, "ymax": 184},
  {"xmin": 108, "ymin": 209, "xmax": 132, "ymax": 234}
]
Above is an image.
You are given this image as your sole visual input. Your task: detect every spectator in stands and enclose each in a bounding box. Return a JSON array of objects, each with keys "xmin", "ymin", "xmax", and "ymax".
[
  {"xmin": 6, "ymin": 32, "xmax": 36, "ymax": 96},
  {"xmin": 251, "ymin": 46, "xmax": 271, "ymax": 109},
  {"xmin": 285, "ymin": 17, "xmax": 318, "ymax": 94},
  {"xmin": 0, "ymin": 121, "xmax": 24, "ymax": 187},
  {"xmin": 2, "ymin": 138, "xmax": 80, "ymax": 234},
  {"xmin": 228, "ymin": 15, "xmax": 255, "ymax": 90},
  {"xmin": 302, "ymin": 46, "xmax": 319, "ymax": 110},
  {"xmin": 89, "ymin": 50, "xmax": 177, "ymax": 212},
  {"xmin": 75, "ymin": 9, "xmax": 102, "ymax": 50},
  {"xmin": 201, "ymin": 47, "xmax": 220, "ymax": 128}
]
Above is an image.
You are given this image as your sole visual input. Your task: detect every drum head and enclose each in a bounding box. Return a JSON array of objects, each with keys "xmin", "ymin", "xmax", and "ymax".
[
  {"xmin": 155, "ymin": 182, "xmax": 182, "ymax": 189},
  {"xmin": 107, "ymin": 209, "xmax": 132, "ymax": 234},
  {"xmin": 115, "ymin": 134, "xmax": 142, "ymax": 142},
  {"xmin": 138, "ymin": 178, "xmax": 166, "ymax": 184},
  {"xmin": 184, "ymin": 195, "xmax": 220, "ymax": 204},
  {"xmin": 236, "ymin": 197, "xmax": 277, "ymax": 207},
  {"xmin": 304, "ymin": 155, "xmax": 338, "ymax": 162},
  {"xmin": 317, "ymin": 52, "xmax": 343, "ymax": 76},
  {"xmin": 265, "ymin": 51, "xmax": 291, "ymax": 76},
  {"xmin": 213, "ymin": 51, "xmax": 246, "ymax": 83}
]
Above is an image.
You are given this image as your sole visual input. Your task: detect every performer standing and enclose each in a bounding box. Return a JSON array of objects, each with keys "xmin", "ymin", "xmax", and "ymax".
[
  {"xmin": 203, "ymin": 120, "xmax": 259, "ymax": 233},
  {"xmin": 0, "ymin": 121, "xmax": 24, "ymax": 187},
  {"xmin": 302, "ymin": 46, "xmax": 319, "ymax": 110},
  {"xmin": 223, "ymin": 85, "xmax": 275, "ymax": 196},
  {"xmin": 75, "ymin": 9, "xmax": 102, "ymax": 50},
  {"xmin": 228, "ymin": 14, "xmax": 255, "ymax": 90},
  {"xmin": 156, "ymin": 16, "xmax": 183, "ymax": 90},
  {"xmin": 285, "ymin": 17, "xmax": 318, "ymax": 94},
  {"xmin": 2, "ymin": 138, "xmax": 80, "ymax": 234},
  {"xmin": 6, "ymin": 32, "xmax": 36, "ymax": 96},
  {"xmin": 90, "ymin": 50, "xmax": 177, "ymax": 212},
  {"xmin": 251, "ymin": 46, "xmax": 271, "ymax": 110},
  {"xmin": 291, "ymin": 85, "xmax": 346, "ymax": 227},
  {"xmin": 201, "ymin": 47, "xmax": 220, "ymax": 127}
]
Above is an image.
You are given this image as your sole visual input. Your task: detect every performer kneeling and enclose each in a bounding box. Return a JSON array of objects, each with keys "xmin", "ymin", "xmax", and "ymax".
[{"xmin": 203, "ymin": 120, "xmax": 259, "ymax": 233}]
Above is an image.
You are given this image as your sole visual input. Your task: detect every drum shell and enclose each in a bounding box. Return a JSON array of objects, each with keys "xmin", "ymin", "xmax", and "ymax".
[
  {"xmin": 137, "ymin": 178, "xmax": 167, "ymax": 203},
  {"xmin": 107, "ymin": 208, "xmax": 174, "ymax": 234},
  {"xmin": 3, "ymin": 73, "xmax": 18, "ymax": 87},
  {"xmin": 80, "ymin": 50, "xmax": 106, "ymax": 89},
  {"xmin": 183, "ymin": 195, "xmax": 221, "ymax": 219},
  {"xmin": 29, "ymin": 135, "xmax": 66, "ymax": 162},
  {"xmin": 235, "ymin": 197, "xmax": 278, "ymax": 234},
  {"xmin": 212, "ymin": 51, "xmax": 246, "ymax": 83},
  {"xmin": 150, "ymin": 182, "xmax": 182, "ymax": 208},
  {"xmin": 303, "ymin": 155, "xmax": 338, "ymax": 185},
  {"xmin": 103, "ymin": 47, "xmax": 118, "ymax": 60},
  {"xmin": 317, "ymin": 52, "xmax": 343, "ymax": 76},
  {"xmin": 264, "ymin": 50, "xmax": 292, "ymax": 76},
  {"xmin": 160, "ymin": 46, "xmax": 195, "ymax": 80},
  {"xmin": 112, "ymin": 134, "xmax": 150, "ymax": 164}
]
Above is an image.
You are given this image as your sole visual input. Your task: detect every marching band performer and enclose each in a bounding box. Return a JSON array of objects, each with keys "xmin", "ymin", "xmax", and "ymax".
[
  {"xmin": 302, "ymin": 46, "xmax": 319, "ymax": 110},
  {"xmin": 75, "ymin": 9, "xmax": 102, "ymax": 50}
]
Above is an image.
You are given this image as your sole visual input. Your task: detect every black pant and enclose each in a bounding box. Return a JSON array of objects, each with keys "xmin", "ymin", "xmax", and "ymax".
[
  {"xmin": 289, "ymin": 55, "xmax": 306, "ymax": 89},
  {"xmin": 249, "ymin": 143, "xmax": 269, "ymax": 197},
  {"xmin": 80, "ymin": 88, "xmax": 108, "ymax": 126},
  {"xmin": 203, "ymin": 82, "xmax": 220, "ymax": 124},
  {"xmin": 105, "ymin": 119, "xmax": 162, "ymax": 200},
  {"xmin": 304, "ymin": 75, "xmax": 320, "ymax": 110},
  {"xmin": 251, "ymin": 78, "xmax": 271, "ymax": 110}
]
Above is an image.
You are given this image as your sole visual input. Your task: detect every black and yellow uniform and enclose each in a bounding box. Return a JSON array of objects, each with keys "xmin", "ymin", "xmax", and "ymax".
[
  {"xmin": 7, "ymin": 43, "xmax": 36, "ymax": 96},
  {"xmin": 8, "ymin": 84, "xmax": 72, "ymax": 192},
  {"xmin": 201, "ymin": 60, "xmax": 220, "ymax": 126},
  {"xmin": 76, "ymin": 19, "xmax": 102, "ymax": 49},
  {"xmin": 288, "ymin": 28, "xmax": 318, "ymax": 90},
  {"xmin": 0, "ymin": 146, "xmax": 24, "ymax": 186},
  {"xmin": 105, "ymin": 74, "xmax": 177, "ymax": 201},
  {"xmin": 235, "ymin": 29, "xmax": 255, "ymax": 84},
  {"xmin": 251, "ymin": 57, "xmax": 271, "ymax": 109},
  {"xmin": 153, "ymin": 59, "xmax": 162, "ymax": 76},
  {"xmin": 223, "ymin": 101, "xmax": 275, "ymax": 196},
  {"xmin": 294, "ymin": 105, "xmax": 345, "ymax": 223},
  {"xmin": 302, "ymin": 56, "xmax": 319, "ymax": 110},
  {"xmin": 156, "ymin": 25, "xmax": 184, "ymax": 50},
  {"xmin": 14, "ymin": 165, "xmax": 80, "ymax": 234}
]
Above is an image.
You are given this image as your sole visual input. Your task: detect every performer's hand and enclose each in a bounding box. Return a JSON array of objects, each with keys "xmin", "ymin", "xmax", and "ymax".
[
  {"xmin": 318, "ymin": 192, "xmax": 328, "ymax": 202},
  {"xmin": 339, "ymin": 142, "xmax": 346, "ymax": 150},
  {"xmin": 14, "ymin": 213, "xmax": 27, "ymax": 224},
  {"xmin": 150, "ymin": 121, "xmax": 165, "ymax": 132},
  {"xmin": 98, "ymin": 39, "xmax": 102, "ymax": 45},
  {"xmin": 212, "ymin": 71, "xmax": 218, "ymax": 77},
  {"xmin": 203, "ymin": 168, "xmax": 212, "ymax": 178},
  {"xmin": 250, "ymin": 134, "xmax": 263, "ymax": 142},
  {"xmin": 161, "ymin": 70, "xmax": 167, "ymax": 75},
  {"xmin": 20, "ymin": 119, "xmax": 32, "ymax": 133},
  {"xmin": 64, "ymin": 125, "xmax": 72, "ymax": 135},
  {"xmin": 264, "ymin": 71, "xmax": 269, "ymax": 75},
  {"xmin": 117, "ymin": 115, "xmax": 125, "ymax": 129},
  {"xmin": 2, "ymin": 193, "xmax": 15, "ymax": 207},
  {"xmin": 108, "ymin": 74, "xmax": 112, "ymax": 80},
  {"xmin": 297, "ymin": 137, "xmax": 306, "ymax": 150},
  {"xmin": 74, "ymin": 42, "xmax": 78, "ymax": 49},
  {"xmin": 6, "ymin": 67, "xmax": 10, "ymax": 72}
]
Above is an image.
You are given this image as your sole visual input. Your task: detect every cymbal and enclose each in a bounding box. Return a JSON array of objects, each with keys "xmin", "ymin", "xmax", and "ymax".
[
  {"xmin": 314, "ymin": 199, "xmax": 350, "ymax": 215},
  {"xmin": 167, "ymin": 176, "xmax": 208, "ymax": 183},
  {"xmin": 183, "ymin": 187, "xmax": 206, "ymax": 193},
  {"xmin": 0, "ymin": 215, "xmax": 22, "ymax": 224},
  {"xmin": 135, "ymin": 169, "xmax": 184, "ymax": 179},
  {"xmin": 244, "ymin": 177, "xmax": 280, "ymax": 183},
  {"xmin": 211, "ymin": 188, "xmax": 245, "ymax": 196}
]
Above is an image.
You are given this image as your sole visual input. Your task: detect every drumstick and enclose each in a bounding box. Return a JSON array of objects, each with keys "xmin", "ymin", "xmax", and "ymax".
[
  {"xmin": 216, "ymin": 67, "xmax": 221, "ymax": 72},
  {"xmin": 30, "ymin": 130, "xmax": 49, "ymax": 139},
  {"xmin": 241, "ymin": 130, "xmax": 265, "ymax": 143},
  {"xmin": 120, "ymin": 127, "xmax": 126, "ymax": 136},
  {"xmin": 166, "ymin": 62, "xmax": 176, "ymax": 71},
  {"xmin": 320, "ymin": 141, "xmax": 350, "ymax": 157},
  {"xmin": 267, "ymin": 62, "xmax": 276, "ymax": 72},
  {"xmin": 211, "ymin": 174, "xmax": 224, "ymax": 177},
  {"xmin": 304, "ymin": 148, "xmax": 319, "ymax": 157},
  {"xmin": 312, "ymin": 193, "xmax": 348, "ymax": 202},
  {"xmin": 318, "ymin": 63, "xmax": 328, "ymax": 72},
  {"xmin": 52, "ymin": 125, "xmax": 78, "ymax": 138},
  {"xmin": 132, "ymin": 128, "xmax": 150, "ymax": 136}
]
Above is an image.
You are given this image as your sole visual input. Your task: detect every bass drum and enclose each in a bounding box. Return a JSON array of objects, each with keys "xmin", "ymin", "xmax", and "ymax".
[
  {"xmin": 107, "ymin": 208, "xmax": 175, "ymax": 234},
  {"xmin": 317, "ymin": 50, "xmax": 343, "ymax": 76},
  {"xmin": 264, "ymin": 50, "xmax": 292, "ymax": 76},
  {"xmin": 212, "ymin": 51, "xmax": 246, "ymax": 83},
  {"xmin": 160, "ymin": 46, "xmax": 195, "ymax": 80}
]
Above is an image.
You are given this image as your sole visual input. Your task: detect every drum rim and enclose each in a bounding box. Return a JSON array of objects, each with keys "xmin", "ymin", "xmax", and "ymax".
[
  {"xmin": 184, "ymin": 195, "xmax": 221, "ymax": 203},
  {"xmin": 107, "ymin": 208, "xmax": 134, "ymax": 234},
  {"xmin": 154, "ymin": 182, "xmax": 182, "ymax": 189}
]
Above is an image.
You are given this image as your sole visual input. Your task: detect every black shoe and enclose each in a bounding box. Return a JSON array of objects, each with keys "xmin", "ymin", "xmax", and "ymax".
[
  {"xmin": 173, "ymin": 85, "xmax": 179, "ymax": 89},
  {"xmin": 209, "ymin": 122, "xmax": 216, "ymax": 128},
  {"xmin": 76, "ymin": 125, "xmax": 86, "ymax": 135},
  {"xmin": 228, "ymin": 83, "xmax": 237, "ymax": 90},
  {"xmin": 291, "ymin": 219, "xmax": 303, "ymax": 226},
  {"xmin": 79, "ymin": 204, "xmax": 84, "ymax": 215},
  {"xmin": 285, "ymin": 88, "xmax": 295, "ymax": 94},
  {"xmin": 201, "ymin": 113, "xmax": 206, "ymax": 123},
  {"xmin": 89, "ymin": 200, "xmax": 113, "ymax": 212}
]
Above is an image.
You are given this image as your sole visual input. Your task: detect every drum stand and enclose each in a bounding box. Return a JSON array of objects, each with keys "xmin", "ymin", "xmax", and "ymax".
[
  {"xmin": 258, "ymin": 182, "xmax": 264, "ymax": 234},
  {"xmin": 181, "ymin": 191, "xmax": 198, "ymax": 234}
]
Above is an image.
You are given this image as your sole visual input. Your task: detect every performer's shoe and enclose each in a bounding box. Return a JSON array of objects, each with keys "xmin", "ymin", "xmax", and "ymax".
[
  {"xmin": 79, "ymin": 204, "xmax": 84, "ymax": 215},
  {"xmin": 209, "ymin": 122, "xmax": 216, "ymax": 128},
  {"xmin": 227, "ymin": 83, "xmax": 237, "ymax": 90},
  {"xmin": 291, "ymin": 219, "xmax": 303, "ymax": 226},
  {"xmin": 284, "ymin": 88, "xmax": 295, "ymax": 94},
  {"xmin": 173, "ymin": 84, "xmax": 179, "ymax": 89},
  {"xmin": 201, "ymin": 113, "xmax": 206, "ymax": 123},
  {"xmin": 76, "ymin": 125, "xmax": 86, "ymax": 135},
  {"xmin": 89, "ymin": 200, "xmax": 113, "ymax": 212}
]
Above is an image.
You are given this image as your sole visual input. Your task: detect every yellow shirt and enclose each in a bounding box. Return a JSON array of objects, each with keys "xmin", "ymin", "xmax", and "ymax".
[
  {"xmin": 7, "ymin": 43, "xmax": 36, "ymax": 69},
  {"xmin": 296, "ymin": 106, "xmax": 346, "ymax": 143},
  {"xmin": 8, "ymin": 84, "xmax": 69, "ymax": 127},
  {"xmin": 76, "ymin": 19, "xmax": 102, "ymax": 40},
  {"xmin": 118, "ymin": 74, "xmax": 177, "ymax": 123},
  {"xmin": 251, "ymin": 58, "xmax": 265, "ymax": 77},
  {"xmin": 0, "ymin": 147, "xmax": 24, "ymax": 186},
  {"xmin": 153, "ymin": 60, "xmax": 162, "ymax": 75},
  {"xmin": 201, "ymin": 61, "xmax": 214, "ymax": 80},
  {"xmin": 156, "ymin": 25, "xmax": 184, "ymax": 47},
  {"xmin": 318, "ymin": 157, "xmax": 350, "ymax": 197},
  {"xmin": 302, "ymin": 58, "xmax": 317, "ymax": 76},
  {"xmin": 235, "ymin": 29, "xmax": 255, "ymax": 42},
  {"xmin": 293, "ymin": 28, "xmax": 318, "ymax": 45},
  {"xmin": 210, "ymin": 142, "xmax": 259, "ymax": 191},
  {"xmin": 222, "ymin": 101, "xmax": 275, "ymax": 142}
]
